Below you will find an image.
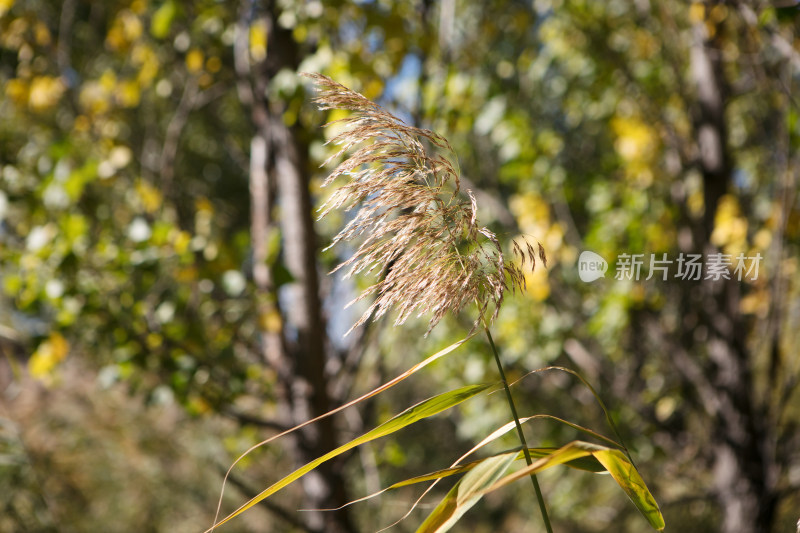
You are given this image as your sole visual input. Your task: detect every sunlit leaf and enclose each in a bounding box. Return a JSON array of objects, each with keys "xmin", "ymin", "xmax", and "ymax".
[
  {"xmin": 210, "ymin": 335, "xmax": 474, "ymax": 525},
  {"xmin": 208, "ymin": 381, "xmax": 492, "ymax": 531},
  {"xmin": 186, "ymin": 49, "xmax": 204, "ymax": 73},
  {"xmin": 593, "ymin": 448, "xmax": 666, "ymax": 531},
  {"xmin": 0, "ymin": 0, "xmax": 14, "ymax": 17},
  {"xmin": 150, "ymin": 0, "xmax": 177, "ymax": 39},
  {"xmin": 382, "ymin": 447, "xmax": 605, "ymax": 494},
  {"xmin": 356, "ymin": 413, "xmax": 620, "ymax": 530},
  {"xmin": 479, "ymin": 441, "xmax": 665, "ymax": 531},
  {"xmin": 325, "ymin": 411, "xmax": 610, "ymax": 519},
  {"xmin": 417, "ymin": 452, "xmax": 517, "ymax": 533},
  {"xmin": 29, "ymin": 331, "xmax": 69, "ymax": 380}
]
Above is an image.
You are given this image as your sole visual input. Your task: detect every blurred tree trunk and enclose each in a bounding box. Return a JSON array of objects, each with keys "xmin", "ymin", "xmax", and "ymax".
[
  {"xmin": 685, "ymin": 6, "xmax": 777, "ymax": 532},
  {"xmin": 237, "ymin": 1, "xmax": 354, "ymax": 532}
]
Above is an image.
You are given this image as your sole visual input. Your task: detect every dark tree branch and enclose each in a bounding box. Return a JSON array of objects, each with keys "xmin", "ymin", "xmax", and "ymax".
[
  {"xmin": 220, "ymin": 408, "xmax": 291, "ymax": 432},
  {"xmin": 159, "ymin": 77, "xmax": 199, "ymax": 197}
]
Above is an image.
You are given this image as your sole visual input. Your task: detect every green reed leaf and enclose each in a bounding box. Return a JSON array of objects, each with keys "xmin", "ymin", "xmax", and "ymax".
[
  {"xmin": 209, "ymin": 382, "xmax": 493, "ymax": 531},
  {"xmin": 592, "ymin": 448, "xmax": 666, "ymax": 531},
  {"xmin": 211, "ymin": 334, "xmax": 474, "ymax": 530},
  {"xmin": 416, "ymin": 452, "xmax": 518, "ymax": 533},
  {"xmin": 478, "ymin": 441, "xmax": 665, "ymax": 531}
]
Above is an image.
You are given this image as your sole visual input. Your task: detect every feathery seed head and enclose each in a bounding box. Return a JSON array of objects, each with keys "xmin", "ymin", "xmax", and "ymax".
[{"xmin": 304, "ymin": 73, "xmax": 541, "ymax": 334}]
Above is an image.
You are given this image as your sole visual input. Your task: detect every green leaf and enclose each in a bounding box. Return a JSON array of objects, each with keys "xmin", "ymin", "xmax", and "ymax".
[
  {"xmin": 330, "ymin": 447, "xmax": 604, "ymax": 514},
  {"xmin": 150, "ymin": 0, "xmax": 177, "ymax": 39},
  {"xmin": 209, "ymin": 382, "xmax": 493, "ymax": 531},
  {"xmin": 416, "ymin": 452, "xmax": 518, "ymax": 533},
  {"xmin": 211, "ymin": 335, "xmax": 475, "ymax": 529},
  {"xmin": 525, "ymin": 448, "xmax": 605, "ymax": 472},
  {"xmin": 331, "ymin": 415, "xmax": 612, "ymax": 521},
  {"xmin": 478, "ymin": 441, "xmax": 665, "ymax": 531},
  {"xmin": 394, "ymin": 448, "xmax": 604, "ymax": 489},
  {"xmin": 593, "ymin": 448, "xmax": 666, "ymax": 531}
]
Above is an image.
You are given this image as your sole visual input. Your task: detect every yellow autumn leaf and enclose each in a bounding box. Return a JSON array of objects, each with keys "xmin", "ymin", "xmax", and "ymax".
[
  {"xmin": 79, "ymin": 81, "xmax": 111, "ymax": 115},
  {"xmin": 259, "ymin": 308, "xmax": 283, "ymax": 333},
  {"xmin": 249, "ymin": 20, "xmax": 268, "ymax": 62},
  {"xmin": 709, "ymin": 4, "xmax": 728, "ymax": 23},
  {"xmin": 130, "ymin": 0, "xmax": 146, "ymax": 15},
  {"xmin": 195, "ymin": 197, "xmax": 214, "ymax": 214},
  {"xmin": 711, "ymin": 194, "xmax": 748, "ymax": 252},
  {"xmin": 146, "ymin": 333, "xmax": 163, "ymax": 349},
  {"xmin": 0, "ymin": 0, "xmax": 14, "ymax": 17},
  {"xmin": 116, "ymin": 79, "xmax": 141, "ymax": 107},
  {"xmin": 206, "ymin": 56, "xmax": 222, "ymax": 73},
  {"xmin": 28, "ymin": 76, "xmax": 66, "ymax": 111},
  {"xmin": 132, "ymin": 44, "xmax": 159, "ymax": 87},
  {"xmin": 362, "ymin": 78, "xmax": 384, "ymax": 100},
  {"xmin": 524, "ymin": 264, "xmax": 550, "ymax": 302},
  {"xmin": 186, "ymin": 48, "xmax": 204, "ymax": 73},
  {"xmin": 106, "ymin": 10, "xmax": 142, "ymax": 50},
  {"xmin": 136, "ymin": 180, "xmax": 163, "ymax": 213},
  {"xmin": 34, "ymin": 21, "xmax": 51, "ymax": 45},
  {"xmin": 176, "ymin": 266, "xmax": 198, "ymax": 282},
  {"xmin": 122, "ymin": 11, "xmax": 143, "ymax": 41},
  {"xmin": 509, "ymin": 192, "xmax": 551, "ymax": 237},
  {"xmin": 753, "ymin": 228, "xmax": 771, "ymax": 251},
  {"xmin": 100, "ymin": 69, "xmax": 117, "ymax": 90},
  {"xmin": 5, "ymin": 78, "xmax": 28, "ymax": 106},
  {"xmin": 29, "ymin": 332, "xmax": 69, "ymax": 379},
  {"xmin": 106, "ymin": 25, "xmax": 127, "ymax": 51},
  {"xmin": 150, "ymin": 0, "xmax": 177, "ymax": 39},
  {"xmin": 198, "ymin": 73, "xmax": 213, "ymax": 89},
  {"xmin": 632, "ymin": 29, "xmax": 657, "ymax": 59},
  {"xmin": 688, "ymin": 3, "xmax": 705, "ymax": 24},
  {"xmin": 73, "ymin": 115, "xmax": 90, "ymax": 132},
  {"xmin": 172, "ymin": 229, "xmax": 191, "ymax": 254},
  {"xmin": 739, "ymin": 290, "xmax": 768, "ymax": 316},
  {"xmin": 687, "ymin": 189, "xmax": 704, "ymax": 217},
  {"xmin": 611, "ymin": 116, "xmax": 657, "ymax": 164}
]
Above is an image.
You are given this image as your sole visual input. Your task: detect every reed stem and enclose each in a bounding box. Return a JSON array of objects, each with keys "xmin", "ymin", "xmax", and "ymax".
[{"xmin": 484, "ymin": 325, "xmax": 553, "ymax": 533}]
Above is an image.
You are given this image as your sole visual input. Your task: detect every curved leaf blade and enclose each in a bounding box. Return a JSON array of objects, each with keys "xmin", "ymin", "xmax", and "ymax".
[
  {"xmin": 593, "ymin": 448, "xmax": 666, "ymax": 531},
  {"xmin": 478, "ymin": 441, "xmax": 665, "ymax": 532},
  {"xmin": 333, "ymin": 414, "xmax": 610, "ymax": 521},
  {"xmin": 416, "ymin": 452, "xmax": 518, "ymax": 533},
  {"xmin": 211, "ymin": 334, "xmax": 474, "ymax": 529},
  {"xmin": 331, "ymin": 446, "xmax": 605, "ymax": 512},
  {"xmin": 525, "ymin": 448, "xmax": 605, "ymax": 473},
  {"xmin": 391, "ymin": 448, "xmax": 605, "ymax": 490},
  {"xmin": 209, "ymin": 382, "xmax": 493, "ymax": 531}
]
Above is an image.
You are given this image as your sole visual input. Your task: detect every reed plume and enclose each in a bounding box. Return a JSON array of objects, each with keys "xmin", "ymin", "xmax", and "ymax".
[{"xmin": 304, "ymin": 73, "xmax": 542, "ymax": 334}]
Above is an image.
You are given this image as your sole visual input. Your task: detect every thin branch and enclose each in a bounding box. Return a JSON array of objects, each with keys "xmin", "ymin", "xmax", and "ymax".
[
  {"xmin": 220, "ymin": 408, "xmax": 291, "ymax": 432},
  {"xmin": 56, "ymin": 0, "xmax": 77, "ymax": 76},
  {"xmin": 159, "ymin": 77, "xmax": 199, "ymax": 196}
]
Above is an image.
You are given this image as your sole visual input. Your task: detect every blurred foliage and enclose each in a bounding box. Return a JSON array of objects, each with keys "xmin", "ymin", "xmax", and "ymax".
[
  {"xmin": 0, "ymin": 362, "xmax": 280, "ymax": 532},
  {"xmin": 0, "ymin": 0, "xmax": 799, "ymax": 532},
  {"xmin": 0, "ymin": 0, "xmax": 260, "ymax": 412}
]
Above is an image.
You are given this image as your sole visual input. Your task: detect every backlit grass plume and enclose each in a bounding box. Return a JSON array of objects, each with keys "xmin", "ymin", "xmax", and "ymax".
[{"xmin": 305, "ymin": 73, "xmax": 543, "ymax": 334}]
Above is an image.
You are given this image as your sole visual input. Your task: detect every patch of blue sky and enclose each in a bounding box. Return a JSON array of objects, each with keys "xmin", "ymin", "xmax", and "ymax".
[{"xmin": 380, "ymin": 53, "xmax": 422, "ymax": 125}]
